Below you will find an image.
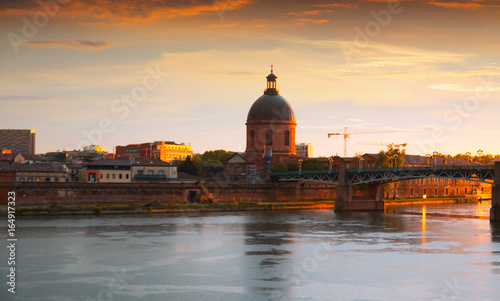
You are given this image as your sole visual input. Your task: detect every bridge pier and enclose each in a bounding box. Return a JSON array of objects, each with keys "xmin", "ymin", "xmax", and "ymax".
[
  {"xmin": 491, "ymin": 162, "xmax": 500, "ymax": 221},
  {"xmin": 335, "ymin": 166, "xmax": 384, "ymax": 212}
]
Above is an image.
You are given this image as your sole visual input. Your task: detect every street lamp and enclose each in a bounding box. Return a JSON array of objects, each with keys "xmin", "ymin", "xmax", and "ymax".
[
  {"xmin": 328, "ymin": 157, "xmax": 334, "ymax": 173},
  {"xmin": 465, "ymin": 152, "xmax": 471, "ymax": 166},
  {"xmin": 298, "ymin": 159, "xmax": 303, "ymax": 174},
  {"xmin": 390, "ymin": 154, "xmax": 398, "ymax": 168},
  {"xmin": 357, "ymin": 155, "xmax": 364, "ymax": 169},
  {"xmin": 433, "ymin": 151, "xmax": 439, "ymax": 166},
  {"xmin": 477, "ymin": 149, "xmax": 483, "ymax": 165}
]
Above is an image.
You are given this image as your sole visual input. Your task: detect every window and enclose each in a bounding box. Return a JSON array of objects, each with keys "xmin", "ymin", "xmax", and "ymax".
[
  {"xmin": 100, "ymin": 174, "xmax": 103, "ymax": 179},
  {"xmin": 19, "ymin": 177, "xmax": 25, "ymax": 182},
  {"xmin": 148, "ymin": 170, "xmax": 154, "ymax": 175},
  {"xmin": 119, "ymin": 174, "xmax": 122, "ymax": 179},
  {"xmin": 445, "ymin": 188, "xmax": 449, "ymax": 195},
  {"xmin": 138, "ymin": 170, "xmax": 143, "ymax": 175},
  {"xmin": 106, "ymin": 174, "xmax": 110, "ymax": 179},
  {"xmin": 36, "ymin": 178, "xmax": 40, "ymax": 182},
  {"xmin": 159, "ymin": 171, "xmax": 164, "ymax": 175},
  {"xmin": 410, "ymin": 188, "xmax": 414, "ymax": 197},
  {"xmin": 435, "ymin": 188, "xmax": 438, "ymax": 196},
  {"xmin": 266, "ymin": 129, "xmax": 273, "ymax": 146},
  {"xmin": 45, "ymin": 177, "xmax": 50, "ymax": 182},
  {"xmin": 112, "ymin": 174, "xmax": 116, "ymax": 179},
  {"xmin": 250, "ymin": 130, "xmax": 255, "ymax": 146},
  {"xmin": 28, "ymin": 177, "xmax": 33, "ymax": 182},
  {"xmin": 285, "ymin": 130, "xmax": 290, "ymax": 147},
  {"xmin": 465, "ymin": 188, "xmax": 468, "ymax": 194},
  {"xmin": 423, "ymin": 189, "xmax": 427, "ymax": 195},
  {"xmin": 456, "ymin": 188, "xmax": 459, "ymax": 194},
  {"xmin": 126, "ymin": 174, "xmax": 129, "ymax": 179}
]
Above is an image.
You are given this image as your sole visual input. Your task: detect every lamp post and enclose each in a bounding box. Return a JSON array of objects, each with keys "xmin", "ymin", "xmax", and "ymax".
[
  {"xmin": 328, "ymin": 157, "xmax": 334, "ymax": 173},
  {"xmin": 357, "ymin": 156, "xmax": 364, "ymax": 168},
  {"xmin": 390, "ymin": 154, "xmax": 398, "ymax": 168},
  {"xmin": 477, "ymin": 149, "xmax": 483, "ymax": 165},
  {"xmin": 433, "ymin": 151, "xmax": 438, "ymax": 166},
  {"xmin": 298, "ymin": 159, "xmax": 303, "ymax": 175},
  {"xmin": 466, "ymin": 152, "xmax": 471, "ymax": 166}
]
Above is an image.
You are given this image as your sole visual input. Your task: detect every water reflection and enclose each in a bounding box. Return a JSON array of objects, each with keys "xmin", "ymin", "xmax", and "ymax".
[{"xmin": 4, "ymin": 207, "xmax": 500, "ymax": 300}]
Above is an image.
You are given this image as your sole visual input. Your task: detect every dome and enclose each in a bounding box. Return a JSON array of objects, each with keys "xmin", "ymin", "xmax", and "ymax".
[{"xmin": 247, "ymin": 94, "xmax": 295, "ymax": 122}]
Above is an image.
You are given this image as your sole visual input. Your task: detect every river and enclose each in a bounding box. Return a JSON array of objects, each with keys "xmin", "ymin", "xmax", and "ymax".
[{"xmin": 1, "ymin": 202, "xmax": 500, "ymax": 300}]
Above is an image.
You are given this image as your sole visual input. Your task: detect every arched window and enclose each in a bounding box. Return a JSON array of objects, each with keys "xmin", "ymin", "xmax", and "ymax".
[
  {"xmin": 266, "ymin": 129, "xmax": 273, "ymax": 146},
  {"xmin": 284, "ymin": 130, "xmax": 290, "ymax": 147},
  {"xmin": 250, "ymin": 130, "xmax": 255, "ymax": 146}
]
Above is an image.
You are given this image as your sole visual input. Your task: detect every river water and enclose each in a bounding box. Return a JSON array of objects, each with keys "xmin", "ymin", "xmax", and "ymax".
[{"xmin": 1, "ymin": 202, "xmax": 500, "ymax": 301}]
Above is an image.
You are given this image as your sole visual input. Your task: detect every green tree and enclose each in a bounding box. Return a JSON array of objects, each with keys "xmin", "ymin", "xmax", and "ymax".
[
  {"xmin": 301, "ymin": 159, "xmax": 325, "ymax": 171},
  {"xmin": 201, "ymin": 150, "xmax": 234, "ymax": 163},
  {"xmin": 375, "ymin": 146, "xmax": 405, "ymax": 168},
  {"xmin": 286, "ymin": 162, "xmax": 299, "ymax": 171},
  {"xmin": 270, "ymin": 163, "xmax": 287, "ymax": 172},
  {"xmin": 177, "ymin": 155, "xmax": 202, "ymax": 176}
]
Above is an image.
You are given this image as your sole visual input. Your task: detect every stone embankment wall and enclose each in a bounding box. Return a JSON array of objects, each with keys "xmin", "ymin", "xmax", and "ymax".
[{"xmin": 0, "ymin": 182, "xmax": 337, "ymax": 206}]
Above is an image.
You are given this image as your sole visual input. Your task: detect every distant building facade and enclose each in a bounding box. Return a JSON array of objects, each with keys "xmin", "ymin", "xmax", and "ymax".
[
  {"xmin": 16, "ymin": 163, "xmax": 69, "ymax": 182},
  {"xmin": 0, "ymin": 129, "xmax": 36, "ymax": 155},
  {"xmin": 115, "ymin": 141, "xmax": 193, "ymax": 162},
  {"xmin": 296, "ymin": 143, "xmax": 313, "ymax": 158}
]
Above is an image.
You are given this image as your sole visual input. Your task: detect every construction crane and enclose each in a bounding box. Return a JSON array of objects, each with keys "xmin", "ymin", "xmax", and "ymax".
[
  {"xmin": 356, "ymin": 142, "xmax": 408, "ymax": 149},
  {"xmin": 194, "ymin": 181, "xmax": 215, "ymax": 204},
  {"xmin": 328, "ymin": 127, "xmax": 407, "ymax": 157}
]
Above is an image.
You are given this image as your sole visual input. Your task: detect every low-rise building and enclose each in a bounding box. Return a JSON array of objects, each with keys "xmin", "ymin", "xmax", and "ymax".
[
  {"xmin": 16, "ymin": 163, "xmax": 69, "ymax": 182},
  {"xmin": 0, "ymin": 163, "xmax": 17, "ymax": 182},
  {"xmin": 85, "ymin": 159, "xmax": 131, "ymax": 183},
  {"xmin": 131, "ymin": 158, "xmax": 177, "ymax": 182}
]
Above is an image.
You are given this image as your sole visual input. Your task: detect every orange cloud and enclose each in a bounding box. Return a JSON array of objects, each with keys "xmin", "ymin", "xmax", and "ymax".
[
  {"xmin": 209, "ymin": 23, "xmax": 237, "ymax": 27},
  {"xmin": 0, "ymin": 0, "xmax": 253, "ymax": 24},
  {"xmin": 20, "ymin": 40, "xmax": 113, "ymax": 51},
  {"xmin": 313, "ymin": 3, "xmax": 359, "ymax": 9},
  {"xmin": 285, "ymin": 10, "xmax": 333, "ymax": 17},
  {"xmin": 294, "ymin": 19, "xmax": 331, "ymax": 25},
  {"xmin": 428, "ymin": 1, "xmax": 495, "ymax": 9}
]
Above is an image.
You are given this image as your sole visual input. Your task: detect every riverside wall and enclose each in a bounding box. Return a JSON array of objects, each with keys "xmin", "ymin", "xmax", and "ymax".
[{"xmin": 0, "ymin": 182, "xmax": 337, "ymax": 206}]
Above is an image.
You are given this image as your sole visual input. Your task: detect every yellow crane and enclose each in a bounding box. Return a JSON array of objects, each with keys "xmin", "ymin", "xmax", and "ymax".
[
  {"xmin": 328, "ymin": 127, "xmax": 407, "ymax": 157},
  {"xmin": 195, "ymin": 181, "xmax": 215, "ymax": 204},
  {"xmin": 356, "ymin": 142, "xmax": 408, "ymax": 149}
]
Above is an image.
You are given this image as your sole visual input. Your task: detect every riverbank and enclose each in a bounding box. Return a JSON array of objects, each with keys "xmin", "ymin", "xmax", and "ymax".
[
  {"xmin": 1, "ymin": 201, "xmax": 336, "ymax": 216},
  {"xmin": 384, "ymin": 196, "xmax": 485, "ymax": 206}
]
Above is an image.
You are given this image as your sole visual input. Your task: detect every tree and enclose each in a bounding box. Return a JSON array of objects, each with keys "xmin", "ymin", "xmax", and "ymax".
[
  {"xmin": 270, "ymin": 163, "xmax": 287, "ymax": 172},
  {"xmin": 201, "ymin": 150, "xmax": 234, "ymax": 163},
  {"xmin": 301, "ymin": 159, "xmax": 325, "ymax": 170},
  {"xmin": 375, "ymin": 146, "xmax": 405, "ymax": 168},
  {"xmin": 177, "ymin": 155, "xmax": 202, "ymax": 176}
]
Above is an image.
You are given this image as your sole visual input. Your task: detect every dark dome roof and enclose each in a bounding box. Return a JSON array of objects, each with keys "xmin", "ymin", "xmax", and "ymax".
[{"xmin": 247, "ymin": 94, "xmax": 295, "ymax": 122}]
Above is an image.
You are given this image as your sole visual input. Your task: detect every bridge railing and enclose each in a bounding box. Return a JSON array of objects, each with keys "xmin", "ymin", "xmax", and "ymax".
[{"xmin": 270, "ymin": 165, "xmax": 493, "ymax": 177}]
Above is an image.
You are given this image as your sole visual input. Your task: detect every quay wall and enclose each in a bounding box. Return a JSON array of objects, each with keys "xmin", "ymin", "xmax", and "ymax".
[{"xmin": 0, "ymin": 182, "xmax": 337, "ymax": 206}]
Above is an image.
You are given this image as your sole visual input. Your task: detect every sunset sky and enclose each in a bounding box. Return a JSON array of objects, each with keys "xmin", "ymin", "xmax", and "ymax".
[{"xmin": 1, "ymin": 0, "xmax": 499, "ymax": 157}]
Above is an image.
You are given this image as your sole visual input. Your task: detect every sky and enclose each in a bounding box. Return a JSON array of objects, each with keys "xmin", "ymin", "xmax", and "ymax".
[{"xmin": 1, "ymin": 0, "xmax": 499, "ymax": 157}]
